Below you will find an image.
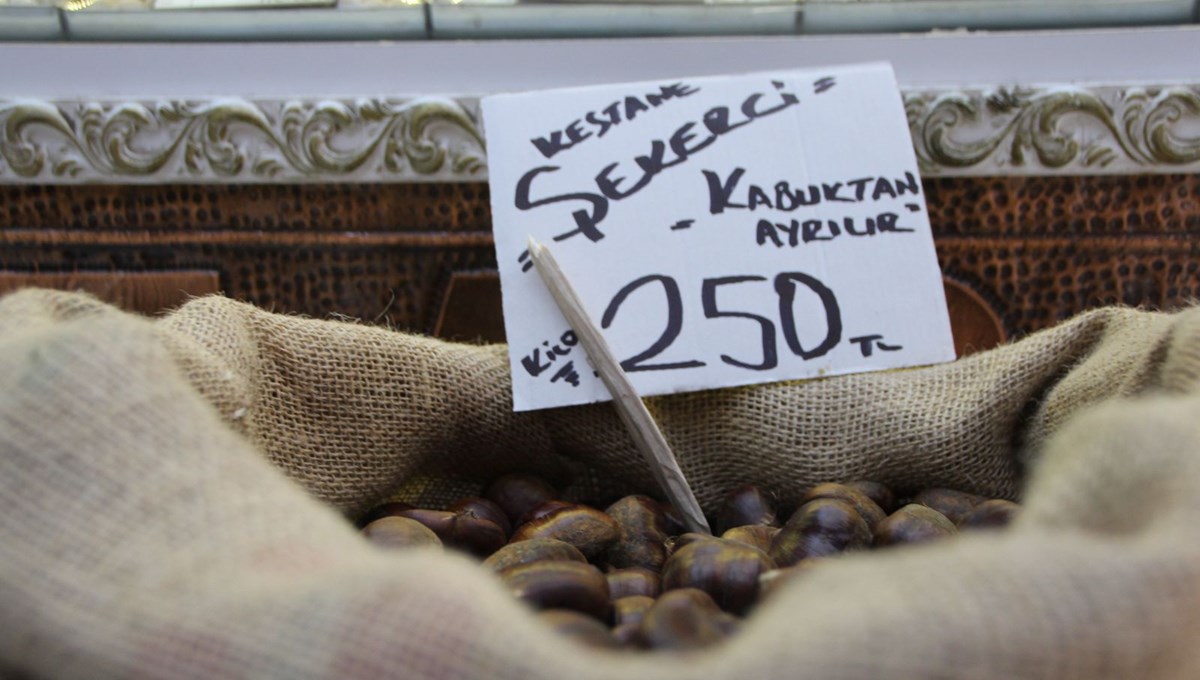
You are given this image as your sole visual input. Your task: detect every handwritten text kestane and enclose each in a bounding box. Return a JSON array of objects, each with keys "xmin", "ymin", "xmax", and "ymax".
[{"xmin": 530, "ymin": 82, "xmax": 701, "ymax": 160}]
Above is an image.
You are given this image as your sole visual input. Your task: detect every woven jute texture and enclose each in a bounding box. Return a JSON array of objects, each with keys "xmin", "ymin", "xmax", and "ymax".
[{"xmin": 2, "ymin": 288, "xmax": 1199, "ymax": 679}]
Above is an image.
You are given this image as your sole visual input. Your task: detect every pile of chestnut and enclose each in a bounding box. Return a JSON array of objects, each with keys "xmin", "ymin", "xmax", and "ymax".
[{"xmin": 358, "ymin": 475, "xmax": 1018, "ymax": 652}]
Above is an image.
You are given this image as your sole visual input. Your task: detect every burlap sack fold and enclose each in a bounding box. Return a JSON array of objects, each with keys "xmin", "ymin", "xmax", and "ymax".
[{"xmin": 1, "ymin": 288, "xmax": 1198, "ymax": 679}]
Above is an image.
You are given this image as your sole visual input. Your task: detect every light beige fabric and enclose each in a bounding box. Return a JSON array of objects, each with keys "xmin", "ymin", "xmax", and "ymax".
[{"xmin": 1, "ymin": 288, "xmax": 1198, "ymax": 679}]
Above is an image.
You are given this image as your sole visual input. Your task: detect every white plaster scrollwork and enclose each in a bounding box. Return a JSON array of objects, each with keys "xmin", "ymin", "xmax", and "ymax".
[
  {"xmin": 2, "ymin": 85, "xmax": 1198, "ymax": 184},
  {"xmin": 0, "ymin": 97, "xmax": 485, "ymax": 183}
]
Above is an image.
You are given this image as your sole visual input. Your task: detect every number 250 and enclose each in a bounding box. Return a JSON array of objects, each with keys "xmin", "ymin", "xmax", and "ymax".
[{"xmin": 599, "ymin": 272, "xmax": 842, "ymax": 373}]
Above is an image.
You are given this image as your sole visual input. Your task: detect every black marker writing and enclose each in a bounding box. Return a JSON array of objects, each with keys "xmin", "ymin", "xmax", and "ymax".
[
  {"xmin": 514, "ymin": 80, "xmax": 815, "ymax": 247},
  {"xmin": 850, "ymin": 334, "xmax": 902, "ymax": 357},
  {"xmin": 515, "ymin": 167, "xmax": 610, "ymax": 243},
  {"xmin": 519, "ymin": 270, "xmax": 858, "ymax": 389},
  {"xmin": 597, "ymin": 270, "xmax": 841, "ymax": 374},
  {"xmin": 530, "ymin": 82, "xmax": 701, "ymax": 159},
  {"xmin": 520, "ymin": 330, "xmax": 580, "ymax": 378},
  {"xmin": 755, "ymin": 212, "xmax": 914, "ymax": 247},
  {"xmin": 704, "ymin": 169, "xmax": 921, "ymax": 215},
  {"xmin": 550, "ymin": 361, "xmax": 581, "ymax": 387}
]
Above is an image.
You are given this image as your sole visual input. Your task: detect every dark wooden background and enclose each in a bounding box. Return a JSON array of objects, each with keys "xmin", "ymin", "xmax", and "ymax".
[{"xmin": 2, "ymin": 175, "xmax": 1197, "ymax": 356}]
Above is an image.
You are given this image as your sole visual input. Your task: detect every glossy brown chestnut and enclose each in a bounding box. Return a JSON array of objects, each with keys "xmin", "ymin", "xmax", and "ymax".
[
  {"xmin": 604, "ymin": 495, "xmax": 669, "ymax": 571},
  {"xmin": 801, "ymin": 483, "xmax": 887, "ymax": 529},
  {"xmin": 715, "ymin": 485, "xmax": 779, "ymax": 534},
  {"xmin": 394, "ymin": 508, "xmax": 506, "ymax": 557},
  {"xmin": 721, "ymin": 524, "xmax": 780, "ymax": 553},
  {"xmin": 843, "ymin": 480, "xmax": 897, "ymax": 514},
  {"xmin": 356, "ymin": 501, "xmax": 415, "ymax": 528},
  {"xmin": 639, "ymin": 588, "xmax": 729, "ymax": 651},
  {"xmin": 663, "ymin": 532, "xmax": 711, "ymax": 560},
  {"xmin": 874, "ymin": 504, "xmax": 957, "ymax": 547},
  {"xmin": 611, "ymin": 622, "xmax": 648, "ymax": 649},
  {"xmin": 769, "ymin": 498, "xmax": 872, "ymax": 567},
  {"xmin": 661, "ymin": 537, "xmax": 774, "ymax": 615},
  {"xmin": 757, "ymin": 559, "xmax": 824, "ymax": 601},
  {"xmin": 511, "ymin": 504, "xmax": 620, "ymax": 561},
  {"xmin": 502, "ymin": 561, "xmax": 611, "ymax": 621},
  {"xmin": 515, "ymin": 500, "xmax": 575, "ymax": 528},
  {"xmin": 449, "ymin": 497, "xmax": 512, "ymax": 537},
  {"xmin": 957, "ymin": 499, "xmax": 1020, "ymax": 529},
  {"xmin": 484, "ymin": 473, "xmax": 558, "ymax": 524},
  {"xmin": 612, "ymin": 595, "xmax": 656, "ymax": 627},
  {"xmin": 482, "ymin": 538, "xmax": 586, "ymax": 573},
  {"xmin": 606, "ymin": 567, "xmax": 662, "ymax": 599},
  {"xmin": 912, "ymin": 488, "xmax": 985, "ymax": 525},
  {"xmin": 361, "ymin": 516, "xmax": 442, "ymax": 549}
]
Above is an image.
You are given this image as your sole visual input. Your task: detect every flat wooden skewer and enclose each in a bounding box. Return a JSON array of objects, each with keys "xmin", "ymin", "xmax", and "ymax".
[{"xmin": 527, "ymin": 236, "xmax": 711, "ymax": 535}]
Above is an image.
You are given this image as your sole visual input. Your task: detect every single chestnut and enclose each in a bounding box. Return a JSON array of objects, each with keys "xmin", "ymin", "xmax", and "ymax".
[
  {"xmin": 612, "ymin": 595, "xmax": 656, "ymax": 627},
  {"xmin": 769, "ymin": 498, "xmax": 872, "ymax": 567},
  {"xmin": 361, "ymin": 516, "xmax": 442, "ymax": 549},
  {"xmin": 801, "ymin": 483, "xmax": 887, "ymax": 529},
  {"xmin": 501, "ymin": 561, "xmax": 611, "ymax": 621},
  {"xmin": 721, "ymin": 524, "xmax": 780, "ymax": 553},
  {"xmin": 757, "ymin": 559, "xmax": 824, "ymax": 601},
  {"xmin": 515, "ymin": 500, "xmax": 575, "ymax": 527},
  {"xmin": 843, "ymin": 480, "xmax": 896, "ymax": 514},
  {"xmin": 606, "ymin": 567, "xmax": 662, "ymax": 599},
  {"xmin": 482, "ymin": 538, "xmax": 586, "ymax": 573},
  {"xmin": 606, "ymin": 495, "xmax": 669, "ymax": 535},
  {"xmin": 449, "ymin": 497, "xmax": 512, "ymax": 537},
  {"xmin": 661, "ymin": 537, "xmax": 774, "ymax": 615},
  {"xmin": 957, "ymin": 499, "xmax": 1020, "ymax": 529},
  {"xmin": 912, "ymin": 488, "xmax": 985, "ymax": 525},
  {"xmin": 356, "ymin": 501, "xmax": 415, "ymax": 528},
  {"xmin": 393, "ymin": 508, "xmax": 506, "ymax": 557},
  {"xmin": 484, "ymin": 473, "xmax": 558, "ymax": 524},
  {"xmin": 874, "ymin": 504, "xmax": 957, "ymax": 547},
  {"xmin": 638, "ymin": 588, "xmax": 729, "ymax": 651},
  {"xmin": 511, "ymin": 504, "xmax": 620, "ymax": 561},
  {"xmin": 715, "ymin": 485, "xmax": 779, "ymax": 534},
  {"xmin": 611, "ymin": 622, "xmax": 648, "ymax": 649},
  {"xmin": 663, "ymin": 532, "xmax": 711, "ymax": 560},
  {"xmin": 604, "ymin": 495, "xmax": 669, "ymax": 571}
]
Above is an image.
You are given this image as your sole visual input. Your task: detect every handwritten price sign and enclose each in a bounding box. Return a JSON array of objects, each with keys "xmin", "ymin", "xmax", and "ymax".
[{"xmin": 484, "ymin": 63, "xmax": 955, "ymax": 412}]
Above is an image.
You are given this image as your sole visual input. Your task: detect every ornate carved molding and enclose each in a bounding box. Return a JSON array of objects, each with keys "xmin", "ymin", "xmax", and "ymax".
[
  {"xmin": 1, "ymin": 84, "xmax": 1197, "ymax": 184},
  {"xmin": 905, "ymin": 84, "xmax": 1200, "ymax": 176},
  {"xmin": 0, "ymin": 97, "xmax": 485, "ymax": 184}
]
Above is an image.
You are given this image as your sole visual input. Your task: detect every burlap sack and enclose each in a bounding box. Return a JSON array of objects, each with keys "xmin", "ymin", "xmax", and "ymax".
[{"xmin": 1, "ymin": 287, "xmax": 1198, "ymax": 680}]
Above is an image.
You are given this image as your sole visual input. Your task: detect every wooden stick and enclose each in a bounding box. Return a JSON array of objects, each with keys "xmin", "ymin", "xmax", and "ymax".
[{"xmin": 527, "ymin": 236, "xmax": 711, "ymax": 535}]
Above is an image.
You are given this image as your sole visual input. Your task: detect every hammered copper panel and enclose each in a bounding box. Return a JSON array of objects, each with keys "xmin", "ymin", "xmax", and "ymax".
[
  {"xmin": 924, "ymin": 175, "xmax": 1200, "ymax": 337},
  {"xmin": 0, "ymin": 184, "xmax": 490, "ymax": 233},
  {"xmin": 0, "ymin": 183, "xmax": 496, "ymax": 328},
  {"xmin": 925, "ymin": 175, "xmax": 1200, "ymax": 238},
  {"xmin": 1, "ymin": 176, "xmax": 1197, "ymax": 348}
]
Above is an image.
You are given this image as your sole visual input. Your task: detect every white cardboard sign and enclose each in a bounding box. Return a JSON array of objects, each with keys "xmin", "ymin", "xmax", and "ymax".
[{"xmin": 484, "ymin": 63, "xmax": 955, "ymax": 413}]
